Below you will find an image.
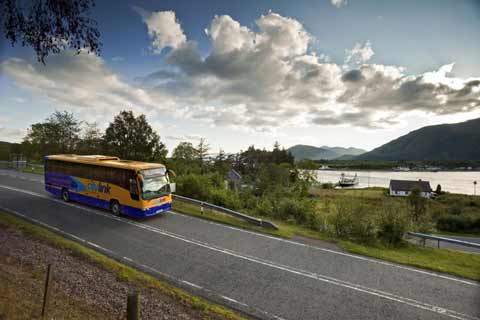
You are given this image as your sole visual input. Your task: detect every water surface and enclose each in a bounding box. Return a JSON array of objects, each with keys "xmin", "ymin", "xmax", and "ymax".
[{"xmin": 315, "ymin": 170, "xmax": 480, "ymax": 195}]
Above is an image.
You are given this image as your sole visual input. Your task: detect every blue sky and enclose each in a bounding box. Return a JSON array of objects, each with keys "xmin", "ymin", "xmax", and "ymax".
[{"xmin": 1, "ymin": 0, "xmax": 480, "ymax": 154}]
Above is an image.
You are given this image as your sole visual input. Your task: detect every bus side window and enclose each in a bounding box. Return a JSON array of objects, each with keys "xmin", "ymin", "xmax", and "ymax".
[{"xmin": 129, "ymin": 178, "xmax": 139, "ymax": 200}]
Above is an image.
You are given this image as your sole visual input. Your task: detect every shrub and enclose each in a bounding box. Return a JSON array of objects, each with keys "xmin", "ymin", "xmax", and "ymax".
[
  {"xmin": 377, "ymin": 203, "xmax": 409, "ymax": 246},
  {"xmin": 436, "ymin": 214, "xmax": 473, "ymax": 232},
  {"xmin": 254, "ymin": 198, "xmax": 274, "ymax": 217},
  {"xmin": 321, "ymin": 183, "xmax": 335, "ymax": 189},
  {"xmin": 176, "ymin": 174, "xmax": 212, "ymax": 201},
  {"xmin": 274, "ymin": 198, "xmax": 315, "ymax": 225},
  {"xmin": 330, "ymin": 200, "xmax": 355, "ymax": 238},
  {"xmin": 210, "ymin": 189, "xmax": 241, "ymax": 210}
]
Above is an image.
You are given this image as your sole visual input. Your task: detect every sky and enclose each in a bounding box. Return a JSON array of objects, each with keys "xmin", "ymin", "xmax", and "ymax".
[{"xmin": 1, "ymin": 0, "xmax": 480, "ymax": 154}]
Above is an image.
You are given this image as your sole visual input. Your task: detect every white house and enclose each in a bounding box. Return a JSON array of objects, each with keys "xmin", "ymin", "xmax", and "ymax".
[{"xmin": 389, "ymin": 179, "xmax": 433, "ymax": 198}]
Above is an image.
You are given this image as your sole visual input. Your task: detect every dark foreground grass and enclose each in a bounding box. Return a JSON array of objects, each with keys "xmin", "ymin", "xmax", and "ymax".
[
  {"xmin": 173, "ymin": 200, "xmax": 480, "ymax": 282},
  {"xmin": 0, "ymin": 211, "xmax": 246, "ymax": 320}
]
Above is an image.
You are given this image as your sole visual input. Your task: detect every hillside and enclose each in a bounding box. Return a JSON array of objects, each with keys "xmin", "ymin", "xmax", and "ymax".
[
  {"xmin": 357, "ymin": 118, "xmax": 480, "ymax": 160},
  {"xmin": 288, "ymin": 145, "xmax": 366, "ymax": 161}
]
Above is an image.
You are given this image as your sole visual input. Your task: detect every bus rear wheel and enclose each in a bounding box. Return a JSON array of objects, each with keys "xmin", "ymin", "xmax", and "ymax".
[
  {"xmin": 110, "ymin": 201, "xmax": 122, "ymax": 216},
  {"xmin": 61, "ymin": 188, "xmax": 70, "ymax": 202}
]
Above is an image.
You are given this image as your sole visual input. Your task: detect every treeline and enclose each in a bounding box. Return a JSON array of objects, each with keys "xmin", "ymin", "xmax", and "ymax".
[
  {"xmin": 5, "ymin": 110, "xmax": 318, "ymax": 226},
  {"xmin": 18, "ymin": 110, "xmax": 167, "ymax": 162}
]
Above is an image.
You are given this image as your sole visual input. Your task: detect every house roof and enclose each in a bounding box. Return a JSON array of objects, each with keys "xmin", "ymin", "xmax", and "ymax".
[
  {"xmin": 226, "ymin": 169, "xmax": 242, "ymax": 182},
  {"xmin": 389, "ymin": 179, "xmax": 432, "ymax": 192}
]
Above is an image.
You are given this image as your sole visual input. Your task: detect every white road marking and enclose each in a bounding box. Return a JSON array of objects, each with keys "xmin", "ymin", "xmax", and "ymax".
[
  {"xmin": 182, "ymin": 280, "xmax": 203, "ymax": 290},
  {"xmin": 0, "ymin": 184, "xmax": 478, "ymax": 320},
  {"xmin": 2, "ymin": 170, "xmax": 478, "ymax": 286}
]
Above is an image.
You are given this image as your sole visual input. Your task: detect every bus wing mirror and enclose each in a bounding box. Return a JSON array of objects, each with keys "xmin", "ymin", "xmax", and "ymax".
[
  {"xmin": 169, "ymin": 183, "xmax": 176, "ymax": 193},
  {"xmin": 166, "ymin": 169, "xmax": 176, "ymax": 178}
]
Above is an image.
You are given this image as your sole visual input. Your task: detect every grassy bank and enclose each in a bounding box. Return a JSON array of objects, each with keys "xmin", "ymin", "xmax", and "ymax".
[
  {"xmin": 172, "ymin": 197, "xmax": 480, "ymax": 282},
  {"xmin": 0, "ymin": 211, "xmax": 246, "ymax": 320}
]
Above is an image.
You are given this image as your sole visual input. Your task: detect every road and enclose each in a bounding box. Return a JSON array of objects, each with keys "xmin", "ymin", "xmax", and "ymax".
[
  {"xmin": 0, "ymin": 169, "xmax": 479, "ymax": 320},
  {"xmin": 417, "ymin": 235, "xmax": 480, "ymax": 255}
]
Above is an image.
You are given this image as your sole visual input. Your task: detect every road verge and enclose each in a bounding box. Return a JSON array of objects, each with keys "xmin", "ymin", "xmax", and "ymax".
[{"xmin": 0, "ymin": 210, "xmax": 246, "ymax": 320}]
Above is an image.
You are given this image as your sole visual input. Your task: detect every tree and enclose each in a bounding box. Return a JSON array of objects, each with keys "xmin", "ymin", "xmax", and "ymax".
[
  {"xmin": 408, "ymin": 186, "xmax": 427, "ymax": 222},
  {"xmin": 196, "ymin": 138, "xmax": 210, "ymax": 174},
  {"xmin": 172, "ymin": 142, "xmax": 198, "ymax": 161},
  {"xmin": 23, "ymin": 110, "xmax": 81, "ymax": 158},
  {"xmin": 170, "ymin": 142, "xmax": 200, "ymax": 175},
  {"xmin": 213, "ymin": 148, "xmax": 231, "ymax": 175},
  {"xmin": 77, "ymin": 122, "xmax": 103, "ymax": 154},
  {"xmin": 435, "ymin": 184, "xmax": 442, "ymax": 195},
  {"xmin": 1, "ymin": 0, "xmax": 101, "ymax": 64},
  {"xmin": 104, "ymin": 110, "xmax": 167, "ymax": 162}
]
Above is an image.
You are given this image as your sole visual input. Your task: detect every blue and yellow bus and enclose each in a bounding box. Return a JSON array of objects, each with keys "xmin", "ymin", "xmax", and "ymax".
[{"xmin": 44, "ymin": 155, "xmax": 175, "ymax": 218}]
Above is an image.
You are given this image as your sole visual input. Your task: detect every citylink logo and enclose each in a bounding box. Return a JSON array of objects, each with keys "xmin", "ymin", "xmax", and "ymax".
[{"xmin": 86, "ymin": 181, "xmax": 111, "ymax": 194}]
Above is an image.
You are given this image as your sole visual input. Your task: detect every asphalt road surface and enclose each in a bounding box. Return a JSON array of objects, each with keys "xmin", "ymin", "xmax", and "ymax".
[{"xmin": 0, "ymin": 169, "xmax": 479, "ymax": 320}]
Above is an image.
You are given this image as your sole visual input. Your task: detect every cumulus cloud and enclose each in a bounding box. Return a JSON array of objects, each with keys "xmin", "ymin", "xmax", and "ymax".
[
  {"xmin": 0, "ymin": 125, "xmax": 25, "ymax": 142},
  {"xmin": 345, "ymin": 41, "xmax": 375, "ymax": 64},
  {"xmin": 134, "ymin": 7, "xmax": 186, "ymax": 53},
  {"xmin": 331, "ymin": 0, "xmax": 347, "ymax": 8},
  {"xmin": 2, "ymin": 11, "xmax": 480, "ymax": 134},
  {"xmin": 140, "ymin": 11, "xmax": 480, "ymax": 130},
  {"xmin": 0, "ymin": 51, "xmax": 173, "ymax": 123}
]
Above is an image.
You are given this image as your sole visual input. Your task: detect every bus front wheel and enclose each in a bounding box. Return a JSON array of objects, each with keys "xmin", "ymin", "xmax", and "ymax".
[
  {"xmin": 110, "ymin": 201, "xmax": 122, "ymax": 216},
  {"xmin": 61, "ymin": 188, "xmax": 70, "ymax": 202}
]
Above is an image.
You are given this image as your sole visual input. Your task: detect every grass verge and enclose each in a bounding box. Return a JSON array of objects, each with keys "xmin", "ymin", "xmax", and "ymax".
[
  {"xmin": 339, "ymin": 241, "xmax": 480, "ymax": 281},
  {"xmin": 0, "ymin": 211, "xmax": 246, "ymax": 320},
  {"xmin": 173, "ymin": 200, "xmax": 480, "ymax": 282},
  {"xmin": 20, "ymin": 166, "xmax": 44, "ymax": 175},
  {"xmin": 172, "ymin": 200, "xmax": 331, "ymax": 241}
]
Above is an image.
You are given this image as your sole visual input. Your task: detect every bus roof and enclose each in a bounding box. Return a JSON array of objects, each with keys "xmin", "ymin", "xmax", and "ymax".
[{"xmin": 46, "ymin": 154, "xmax": 165, "ymax": 171}]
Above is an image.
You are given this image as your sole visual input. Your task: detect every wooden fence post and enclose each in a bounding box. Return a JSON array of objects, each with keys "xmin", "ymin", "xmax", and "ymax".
[
  {"xmin": 41, "ymin": 264, "xmax": 52, "ymax": 318},
  {"xmin": 127, "ymin": 292, "xmax": 140, "ymax": 320}
]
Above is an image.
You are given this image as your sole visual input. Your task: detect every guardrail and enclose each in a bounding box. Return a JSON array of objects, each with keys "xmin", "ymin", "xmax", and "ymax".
[
  {"xmin": 0, "ymin": 161, "xmax": 43, "ymax": 170},
  {"xmin": 172, "ymin": 194, "xmax": 278, "ymax": 230},
  {"xmin": 407, "ymin": 232, "xmax": 480, "ymax": 250}
]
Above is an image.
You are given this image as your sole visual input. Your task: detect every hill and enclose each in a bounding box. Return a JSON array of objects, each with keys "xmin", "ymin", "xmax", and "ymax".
[
  {"xmin": 356, "ymin": 118, "xmax": 480, "ymax": 160},
  {"xmin": 288, "ymin": 145, "xmax": 366, "ymax": 161}
]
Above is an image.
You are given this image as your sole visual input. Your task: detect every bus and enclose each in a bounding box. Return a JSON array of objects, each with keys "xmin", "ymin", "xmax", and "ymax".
[{"xmin": 44, "ymin": 155, "xmax": 175, "ymax": 218}]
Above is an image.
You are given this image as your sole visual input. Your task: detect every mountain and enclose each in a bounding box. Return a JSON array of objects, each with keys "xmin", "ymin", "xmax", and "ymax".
[
  {"xmin": 288, "ymin": 145, "xmax": 366, "ymax": 161},
  {"xmin": 356, "ymin": 118, "xmax": 480, "ymax": 160}
]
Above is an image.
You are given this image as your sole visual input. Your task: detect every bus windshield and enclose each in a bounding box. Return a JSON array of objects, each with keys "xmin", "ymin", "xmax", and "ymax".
[{"xmin": 140, "ymin": 168, "xmax": 169, "ymax": 200}]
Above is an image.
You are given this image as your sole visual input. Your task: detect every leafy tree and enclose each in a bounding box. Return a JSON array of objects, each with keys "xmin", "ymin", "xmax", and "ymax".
[
  {"xmin": 172, "ymin": 142, "xmax": 198, "ymax": 161},
  {"xmin": 408, "ymin": 186, "xmax": 427, "ymax": 222},
  {"xmin": 1, "ymin": 0, "xmax": 101, "ymax": 63},
  {"xmin": 435, "ymin": 184, "xmax": 442, "ymax": 194},
  {"xmin": 23, "ymin": 110, "xmax": 81, "ymax": 158},
  {"xmin": 77, "ymin": 122, "xmax": 103, "ymax": 154},
  {"xmin": 104, "ymin": 110, "xmax": 167, "ymax": 162},
  {"xmin": 169, "ymin": 141, "xmax": 200, "ymax": 174}
]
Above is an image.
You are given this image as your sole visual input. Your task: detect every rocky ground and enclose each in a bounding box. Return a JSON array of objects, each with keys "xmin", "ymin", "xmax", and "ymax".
[{"xmin": 0, "ymin": 220, "xmax": 234, "ymax": 320}]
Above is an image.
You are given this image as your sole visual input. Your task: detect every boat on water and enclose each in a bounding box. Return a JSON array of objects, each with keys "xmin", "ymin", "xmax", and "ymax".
[{"xmin": 338, "ymin": 173, "xmax": 359, "ymax": 187}]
